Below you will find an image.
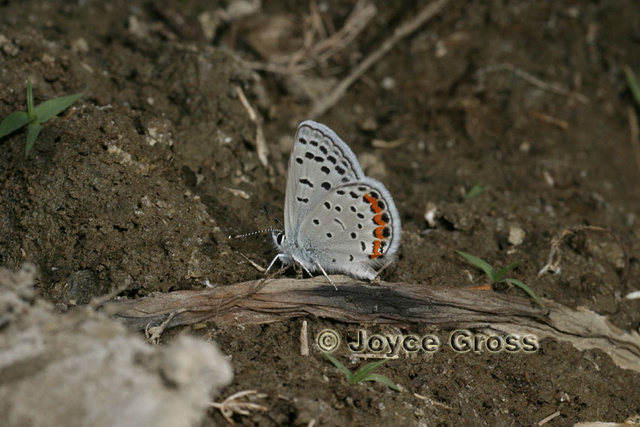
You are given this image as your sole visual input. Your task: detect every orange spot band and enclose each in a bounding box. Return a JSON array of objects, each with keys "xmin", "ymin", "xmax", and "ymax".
[
  {"xmin": 373, "ymin": 213, "xmax": 386, "ymax": 226},
  {"xmin": 364, "ymin": 194, "xmax": 383, "ymax": 214},
  {"xmin": 370, "ymin": 240, "xmax": 382, "ymax": 259}
]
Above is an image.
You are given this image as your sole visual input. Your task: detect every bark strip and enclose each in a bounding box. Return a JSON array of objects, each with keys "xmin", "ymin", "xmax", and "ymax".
[{"xmin": 104, "ymin": 276, "xmax": 640, "ymax": 373}]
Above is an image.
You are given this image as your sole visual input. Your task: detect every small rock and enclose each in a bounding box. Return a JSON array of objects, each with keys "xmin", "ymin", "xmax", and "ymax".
[
  {"xmin": 381, "ymin": 76, "xmax": 396, "ymax": 90},
  {"xmin": 71, "ymin": 37, "xmax": 89, "ymax": 53},
  {"xmin": 508, "ymin": 225, "xmax": 526, "ymax": 246}
]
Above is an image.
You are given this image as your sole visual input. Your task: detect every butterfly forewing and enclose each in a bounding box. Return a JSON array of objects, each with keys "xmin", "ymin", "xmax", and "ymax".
[{"xmin": 285, "ymin": 121, "xmax": 365, "ymax": 240}]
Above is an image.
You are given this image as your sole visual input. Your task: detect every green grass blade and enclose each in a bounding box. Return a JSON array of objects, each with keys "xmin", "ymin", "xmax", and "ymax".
[
  {"xmin": 505, "ymin": 278, "xmax": 545, "ymax": 308},
  {"xmin": 358, "ymin": 373, "xmax": 402, "ymax": 392},
  {"xmin": 494, "ymin": 259, "xmax": 524, "ymax": 282},
  {"xmin": 321, "ymin": 351, "xmax": 353, "ymax": 381},
  {"xmin": 27, "ymin": 78, "xmax": 35, "ymax": 119},
  {"xmin": 624, "ymin": 66, "xmax": 640, "ymax": 108},
  {"xmin": 0, "ymin": 111, "xmax": 30, "ymax": 138},
  {"xmin": 35, "ymin": 92, "xmax": 82, "ymax": 123},
  {"xmin": 351, "ymin": 358, "xmax": 391, "ymax": 384},
  {"xmin": 455, "ymin": 250, "xmax": 497, "ymax": 281},
  {"xmin": 25, "ymin": 122, "xmax": 42, "ymax": 157},
  {"xmin": 465, "ymin": 181, "xmax": 484, "ymax": 199}
]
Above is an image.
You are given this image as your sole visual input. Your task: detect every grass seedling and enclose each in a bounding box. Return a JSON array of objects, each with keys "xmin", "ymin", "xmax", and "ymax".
[
  {"xmin": 321, "ymin": 350, "xmax": 401, "ymax": 392},
  {"xmin": 0, "ymin": 78, "xmax": 82, "ymax": 157},
  {"xmin": 455, "ymin": 250, "xmax": 545, "ymax": 308},
  {"xmin": 465, "ymin": 181, "xmax": 484, "ymax": 199},
  {"xmin": 624, "ymin": 66, "xmax": 640, "ymax": 108}
]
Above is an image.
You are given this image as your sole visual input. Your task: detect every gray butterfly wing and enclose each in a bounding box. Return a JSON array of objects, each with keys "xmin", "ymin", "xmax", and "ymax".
[
  {"xmin": 284, "ymin": 120, "xmax": 365, "ymax": 240},
  {"xmin": 293, "ymin": 177, "xmax": 401, "ymax": 280}
]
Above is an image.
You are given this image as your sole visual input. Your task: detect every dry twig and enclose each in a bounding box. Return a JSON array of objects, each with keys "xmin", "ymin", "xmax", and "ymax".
[
  {"xmin": 531, "ymin": 110, "xmax": 569, "ymax": 130},
  {"xmin": 310, "ymin": 0, "xmax": 450, "ymax": 118},
  {"xmin": 300, "ymin": 319, "xmax": 309, "ymax": 356},
  {"xmin": 235, "ymin": 86, "xmax": 268, "ymax": 167},
  {"xmin": 237, "ymin": 252, "xmax": 266, "ymax": 273},
  {"xmin": 537, "ymin": 411, "xmax": 561, "ymax": 426},
  {"xmin": 413, "ymin": 393, "xmax": 454, "ymax": 411},
  {"xmin": 242, "ymin": 0, "xmax": 377, "ymax": 75},
  {"xmin": 476, "ymin": 63, "xmax": 590, "ymax": 105},
  {"xmin": 88, "ymin": 282, "xmax": 131, "ymax": 309},
  {"xmin": 211, "ymin": 390, "xmax": 268, "ymax": 424},
  {"xmin": 145, "ymin": 309, "xmax": 186, "ymax": 344},
  {"xmin": 538, "ymin": 225, "xmax": 629, "ymax": 284}
]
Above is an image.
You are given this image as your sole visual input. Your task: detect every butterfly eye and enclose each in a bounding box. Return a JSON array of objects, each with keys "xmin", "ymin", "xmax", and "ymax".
[{"xmin": 275, "ymin": 231, "xmax": 285, "ymax": 246}]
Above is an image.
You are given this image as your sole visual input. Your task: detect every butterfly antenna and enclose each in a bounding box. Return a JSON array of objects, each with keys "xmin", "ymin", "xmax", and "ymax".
[
  {"xmin": 259, "ymin": 205, "xmax": 284, "ymax": 229},
  {"xmin": 228, "ymin": 227, "xmax": 276, "ymax": 239}
]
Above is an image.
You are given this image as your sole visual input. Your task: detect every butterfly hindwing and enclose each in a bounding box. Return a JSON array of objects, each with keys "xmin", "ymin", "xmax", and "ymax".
[{"xmin": 295, "ymin": 177, "xmax": 401, "ymax": 280}]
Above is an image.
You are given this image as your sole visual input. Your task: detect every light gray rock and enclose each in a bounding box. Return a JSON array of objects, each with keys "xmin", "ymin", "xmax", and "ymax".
[{"xmin": 0, "ymin": 264, "xmax": 232, "ymax": 427}]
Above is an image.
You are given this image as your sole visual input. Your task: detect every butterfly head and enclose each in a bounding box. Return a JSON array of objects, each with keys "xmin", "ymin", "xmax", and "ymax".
[{"xmin": 271, "ymin": 229, "xmax": 286, "ymax": 251}]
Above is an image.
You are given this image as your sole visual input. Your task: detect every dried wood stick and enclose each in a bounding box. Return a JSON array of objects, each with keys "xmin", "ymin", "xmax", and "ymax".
[{"xmin": 103, "ymin": 276, "xmax": 640, "ymax": 373}]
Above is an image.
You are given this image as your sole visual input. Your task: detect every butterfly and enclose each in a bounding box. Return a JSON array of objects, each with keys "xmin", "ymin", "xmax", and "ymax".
[{"xmin": 266, "ymin": 120, "xmax": 401, "ymax": 284}]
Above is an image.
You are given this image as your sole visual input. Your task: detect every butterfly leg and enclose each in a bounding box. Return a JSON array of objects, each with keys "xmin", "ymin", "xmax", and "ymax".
[
  {"xmin": 313, "ymin": 261, "xmax": 338, "ymax": 290},
  {"xmin": 265, "ymin": 254, "xmax": 287, "ymax": 275},
  {"xmin": 290, "ymin": 254, "xmax": 315, "ymax": 279}
]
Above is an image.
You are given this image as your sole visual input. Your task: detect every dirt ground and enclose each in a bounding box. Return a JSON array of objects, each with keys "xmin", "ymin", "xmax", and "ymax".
[{"xmin": 1, "ymin": 0, "xmax": 639, "ymax": 425}]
